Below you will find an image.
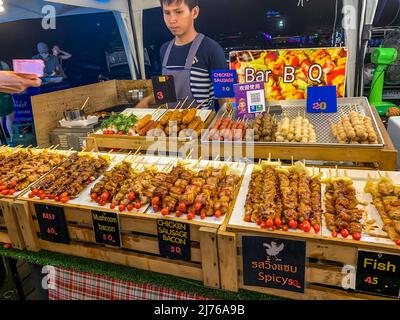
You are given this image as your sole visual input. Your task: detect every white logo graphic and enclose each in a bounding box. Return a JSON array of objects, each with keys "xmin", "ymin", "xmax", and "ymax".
[
  {"xmin": 341, "ymin": 5, "xmax": 357, "ymax": 31},
  {"xmin": 297, "ymin": 0, "xmax": 310, "ymax": 7},
  {"xmin": 41, "ymin": 265, "xmax": 57, "ymax": 290},
  {"xmin": 263, "ymin": 241, "xmax": 284, "ymax": 261},
  {"xmin": 42, "ymin": 5, "xmax": 57, "ymax": 30},
  {"xmin": 341, "ymin": 264, "xmax": 356, "ymax": 290}
]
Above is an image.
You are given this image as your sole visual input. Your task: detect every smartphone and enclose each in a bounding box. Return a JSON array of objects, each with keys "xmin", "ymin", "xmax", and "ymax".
[{"xmin": 13, "ymin": 59, "xmax": 45, "ymax": 77}]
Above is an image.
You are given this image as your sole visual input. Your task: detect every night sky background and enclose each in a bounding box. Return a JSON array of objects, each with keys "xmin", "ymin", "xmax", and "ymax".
[{"xmin": 0, "ymin": 0, "xmax": 398, "ymax": 80}]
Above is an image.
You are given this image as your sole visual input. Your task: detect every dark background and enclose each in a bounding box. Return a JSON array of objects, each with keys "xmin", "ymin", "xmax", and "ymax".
[{"xmin": 0, "ymin": 0, "xmax": 398, "ymax": 83}]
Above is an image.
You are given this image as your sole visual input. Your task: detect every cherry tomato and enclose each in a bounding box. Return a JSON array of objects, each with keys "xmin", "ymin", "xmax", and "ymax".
[
  {"xmin": 256, "ymin": 218, "xmax": 262, "ymax": 226},
  {"xmin": 352, "ymin": 232, "xmax": 361, "ymax": 241},
  {"xmin": 3, "ymin": 243, "xmax": 12, "ymax": 249},
  {"xmin": 91, "ymin": 193, "xmax": 98, "ymax": 201},
  {"xmin": 28, "ymin": 192, "xmax": 34, "ymax": 198},
  {"xmin": 265, "ymin": 219, "xmax": 274, "ymax": 228},
  {"xmin": 0, "ymin": 185, "xmax": 6, "ymax": 191},
  {"xmin": 119, "ymin": 204, "xmax": 126, "ymax": 212},
  {"xmin": 302, "ymin": 221, "xmax": 311, "ymax": 233},
  {"xmin": 101, "ymin": 191, "xmax": 109, "ymax": 202},
  {"xmin": 48, "ymin": 194, "xmax": 55, "ymax": 199},
  {"xmin": 135, "ymin": 202, "xmax": 142, "ymax": 209},
  {"xmin": 54, "ymin": 196, "xmax": 60, "ymax": 202},
  {"xmin": 99, "ymin": 200, "xmax": 107, "ymax": 206},
  {"xmin": 103, "ymin": 130, "xmax": 108, "ymax": 134},
  {"xmin": 274, "ymin": 218, "xmax": 282, "ymax": 228},
  {"xmin": 151, "ymin": 197, "xmax": 160, "ymax": 206},
  {"xmin": 110, "ymin": 202, "xmax": 117, "ymax": 210},
  {"xmin": 200, "ymin": 213, "xmax": 206, "ymax": 220},
  {"xmin": 298, "ymin": 222, "xmax": 304, "ymax": 230},
  {"xmin": 161, "ymin": 208, "xmax": 169, "ymax": 216},
  {"xmin": 396, "ymin": 240, "xmax": 400, "ymax": 246},
  {"xmin": 341, "ymin": 229, "xmax": 349, "ymax": 239},
  {"xmin": 39, "ymin": 193, "xmax": 47, "ymax": 200},
  {"xmin": 1, "ymin": 190, "xmax": 9, "ymax": 195},
  {"xmin": 282, "ymin": 225, "xmax": 289, "ymax": 232},
  {"xmin": 60, "ymin": 196, "xmax": 69, "ymax": 203},
  {"xmin": 332, "ymin": 230, "xmax": 338, "ymax": 238},
  {"xmin": 11, "ymin": 181, "xmax": 17, "ymax": 187},
  {"xmin": 8, "ymin": 189, "xmax": 16, "ymax": 195},
  {"xmin": 127, "ymin": 204, "xmax": 134, "ymax": 212},
  {"xmin": 127, "ymin": 192, "xmax": 136, "ymax": 201},
  {"xmin": 244, "ymin": 215, "xmax": 252, "ymax": 223},
  {"xmin": 32, "ymin": 189, "xmax": 39, "ymax": 195},
  {"xmin": 179, "ymin": 203, "xmax": 186, "ymax": 212},
  {"xmin": 271, "ymin": 225, "xmax": 277, "ymax": 231},
  {"xmin": 153, "ymin": 205, "xmax": 160, "ymax": 213},
  {"xmin": 194, "ymin": 202, "xmax": 202, "ymax": 211},
  {"xmin": 175, "ymin": 210, "xmax": 182, "ymax": 217},
  {"xmin": 313, "ymin": 224, "xmax": 321, "ymax": 233},
  {"xmin": 118, "ymin": 131, "xmax": 124, "ymax": 135},
  {"xmin": 260, "ymin": 222, "xmax": 267, "ymax": 229},
  {"xmin": 61, "ymin": 192, "xmax": 68, "ymax": 198},
  {"xmin": 187, "ymin": 212, "xmax": 195, "ymax": 220},
  {"xmin": 288, "ymin": 219, "xmax": 298, "ymax": 229},
  {"xmin": 214, "ymin": 210, "xmax": 222, "ymax": 219}
]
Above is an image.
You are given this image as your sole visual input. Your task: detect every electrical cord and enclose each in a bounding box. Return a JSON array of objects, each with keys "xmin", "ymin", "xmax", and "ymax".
[
  {"xmin": 388, "ymin": 0, "xmax": 400, "ymax": 26},
  {"xmin": 331, "ymin": 0, "xmax": 339, "ymax": 46}
]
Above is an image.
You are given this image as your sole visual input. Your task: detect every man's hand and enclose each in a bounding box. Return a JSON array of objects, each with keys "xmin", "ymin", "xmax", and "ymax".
[
  {"xmin": 0, "ymin": 71, "xmax": 41, "ymax": 94},
  {"xmin": 135, "ymin": 94, "xmax": 155, "ymax": 108}
]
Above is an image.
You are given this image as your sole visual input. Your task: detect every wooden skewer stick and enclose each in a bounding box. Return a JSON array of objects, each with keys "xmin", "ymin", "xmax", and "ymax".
[
  {"xmin": 291, "ymin": 156, "xmax": 294, "ymax": 166},
  {"xmin": 335, "ymin": 165, "xmax": 339, "ymax": 177},
  {"xmin": 174, "ymin": 101, "xmax": 182, "ymax": 110},
  {"xmin": 180, "ymin": 96, "xmax": 189, "ymax": 109},
  {"xmin": 185, "ymin": 148, "xmax": 194, "ymax": 160},
  {"xmin": 187, "ymin": 99, "xmax": 196, "ymax": 109},
  {"xmin": 268, "ymin": 153, "xmax": 271, "ymax": 162},
  {"xmin": 196, "ymin": 99, "xmax": 209, "ymax": 110}
]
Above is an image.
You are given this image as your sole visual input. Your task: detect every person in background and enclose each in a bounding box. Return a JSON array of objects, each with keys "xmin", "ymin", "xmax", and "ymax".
[
  {"xmin": 52, "ymin": 45, "xmax": 72, "ymax": 78},
  {"xmin": 136, "ymin": 0, "xmax": 227, "ymax": 109},
  {"xmin": 32, "ymin": 42, "xmax": 61, "ymax": 77}
]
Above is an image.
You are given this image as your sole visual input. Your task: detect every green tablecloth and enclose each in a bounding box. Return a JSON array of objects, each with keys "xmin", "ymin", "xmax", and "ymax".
[{"xmin": 0, "ymin": 245, "xmax": 284, "ymax": 300}]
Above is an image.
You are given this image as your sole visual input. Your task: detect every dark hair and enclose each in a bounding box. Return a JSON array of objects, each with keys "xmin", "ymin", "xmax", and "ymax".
[{"xmin": 160, "ymin": 0, "xmax": 199, "ymax": 10}]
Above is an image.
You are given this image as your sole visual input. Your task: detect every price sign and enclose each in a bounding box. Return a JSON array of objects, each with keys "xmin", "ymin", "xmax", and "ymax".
[
  {"xmin": 35, "ymin": 204, "xmax": 69, "ymax": 244},
  {"xmin": 157, "ymin": 219, "xmax": 190, "ymax": 261},
  {"xmin": 151, "ymin": 75, "xmax": 177, "ymax": 106},
  {"xmin": 242, "ymin": 236, "xmax": 306, "ymax": 293},
  {"xmin": 356, "ymin": 250, "xmax": 400, "ymax": 298},
  {"xmin": 211, "ymin": 69, "xmax": 237, "ymax": 98},
  {"xmin": 92, "ymin": 211, "xmax": 121, "ymax": 247},
  {"xmin": 306, "ymin": 85, "xmax": 338, "ymax": 113}
]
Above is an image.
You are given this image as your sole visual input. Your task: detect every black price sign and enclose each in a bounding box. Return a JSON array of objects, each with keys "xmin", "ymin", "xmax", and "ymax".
[
  {"xmin": 356, "ymin": 250, "xmax": 400, "ymax": 298},
  {"xmin": 242, "ymin": 236, "xmax": 306, "ymax": 293},
  {"xmin": 151, "ymin": 75, "xmax": 177, "ymax": 106},
  {"xmin": 92, "ymin": 211, "xmax": 121, "ymax": 247},
  {"xmin": 157, "ymin": 219, "xmax": 190, "ymax": 261},
  {"xmin": 35, "ymin": 204, "xmax": 69, "ymax": 244}
]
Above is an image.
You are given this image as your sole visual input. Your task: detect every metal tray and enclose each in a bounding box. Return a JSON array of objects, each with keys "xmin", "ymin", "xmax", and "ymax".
[{"xmin": 202, "ymin": 97, "xmax": 385, "ymax": 148}]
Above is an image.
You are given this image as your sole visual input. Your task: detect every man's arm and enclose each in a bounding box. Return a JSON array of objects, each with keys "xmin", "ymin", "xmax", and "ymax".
[
  {"xmin": 0, "ymin": 71, "xmax": 41, "ymax": 94},
  {"xmin": 136, "ymin": 94, "xmax": 156, "ymax": 108}
]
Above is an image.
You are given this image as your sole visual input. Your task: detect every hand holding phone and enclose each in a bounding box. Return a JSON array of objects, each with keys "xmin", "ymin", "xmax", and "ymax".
[{"xmin": 13, "ymin": 59, "xmax": 45, "ymax": 77}]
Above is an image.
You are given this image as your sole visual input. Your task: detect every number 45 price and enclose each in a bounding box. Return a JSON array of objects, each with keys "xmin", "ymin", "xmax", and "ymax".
[{"xmin": 364, "ymin": 276, "xmax": 378, "ymax": 285}]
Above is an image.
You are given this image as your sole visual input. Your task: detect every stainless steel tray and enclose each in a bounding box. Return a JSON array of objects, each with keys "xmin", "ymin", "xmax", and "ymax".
[{"xmin": 202, "ymin": 97, "xmax": 385, "ymax": 148}]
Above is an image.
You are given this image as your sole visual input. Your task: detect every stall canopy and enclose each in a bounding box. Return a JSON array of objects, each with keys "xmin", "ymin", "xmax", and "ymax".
[{"xmin": 0, "ymin": 0, "xmax": 162, "ymax": 79}]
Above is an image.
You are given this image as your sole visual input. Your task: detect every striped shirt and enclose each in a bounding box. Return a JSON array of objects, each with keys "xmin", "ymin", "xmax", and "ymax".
[{"xmin": 160, "ymin": 36, "xmax": 227, "ymax": 109}]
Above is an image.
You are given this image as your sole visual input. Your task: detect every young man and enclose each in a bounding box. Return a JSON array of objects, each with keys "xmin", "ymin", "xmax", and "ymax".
[
  {"xmin": 32, "ymin": 42, "xmax": 61, "ymax": 77},
  {"xmin": 137, "ymin": 0, "xmax": 227, "ymax": 109}
]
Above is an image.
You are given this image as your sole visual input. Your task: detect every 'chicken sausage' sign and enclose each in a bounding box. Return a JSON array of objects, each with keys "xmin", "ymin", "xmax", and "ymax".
[{"xmin": 242, "ymin": 236, "xmax": 306, "ymax": 293}]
